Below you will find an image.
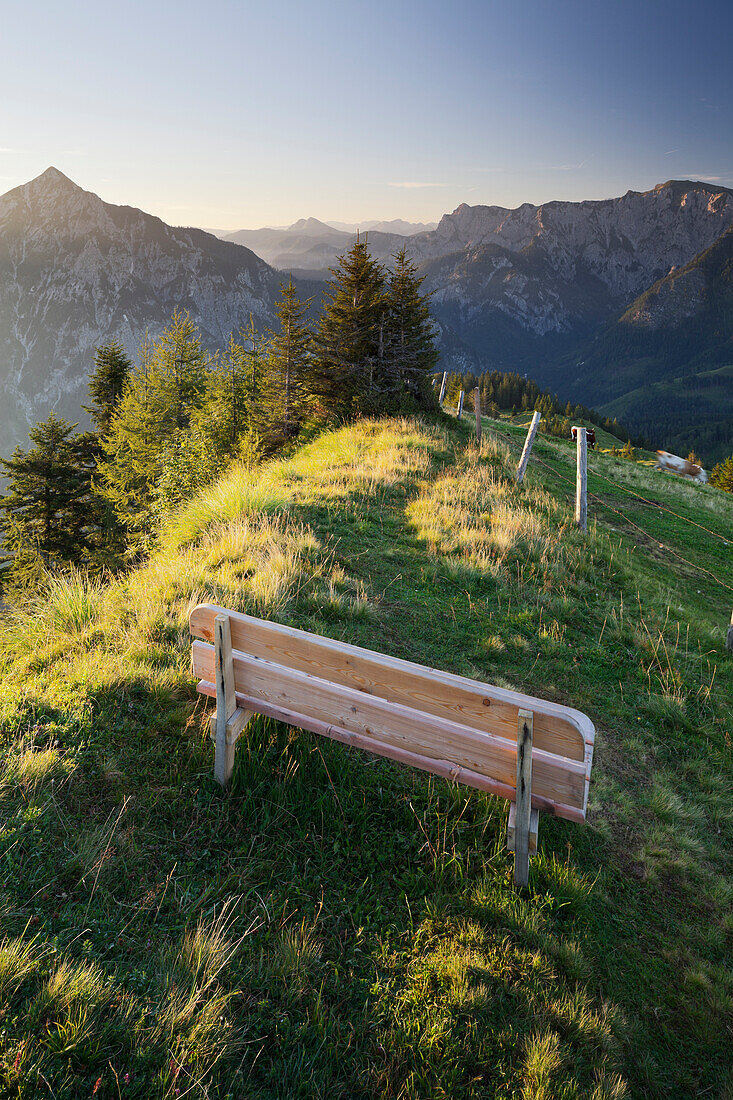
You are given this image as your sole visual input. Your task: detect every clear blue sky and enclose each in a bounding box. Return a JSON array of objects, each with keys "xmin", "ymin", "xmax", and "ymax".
[{"xmin": 1, "ymin": 0, "xmax": 731, "ymax": 229}]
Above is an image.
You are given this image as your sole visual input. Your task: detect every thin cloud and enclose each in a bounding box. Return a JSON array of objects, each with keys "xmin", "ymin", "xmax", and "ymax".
[
  {"xmin": 387, "ymin": 181, "xmax": 447, "ymax": 189},
  {"xmin": 545, "ymin": 160, "xmax": 588, "ymax": 171},
  {"xmin": 664, "ymin": 149, "xmax": 679, "ymax": 155},
  {"xmin": 676, "ymin": 172, "xmax": 733, "ymax": 184}
]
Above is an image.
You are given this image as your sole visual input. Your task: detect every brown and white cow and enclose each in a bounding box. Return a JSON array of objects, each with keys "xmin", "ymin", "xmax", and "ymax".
[{"xmin": 656, "ymin": 451, "xmax": 708, "ymax": 483}]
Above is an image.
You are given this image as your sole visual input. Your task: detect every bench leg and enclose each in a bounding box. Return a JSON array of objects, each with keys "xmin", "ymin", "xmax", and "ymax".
[
  {"xmin": 212, "ymin": 613, "xmax": 252, "ymax": 785},
  {"xmin": 513, "ymin": 709, "xmax": 534, "ymax": 887},
  {"xmin": 210, "ymin": 707, "xmax": 253, "ymax": 785},
  {"xmin": 507, "ymin": 802, "xmax": 539, "ymax": 855}
]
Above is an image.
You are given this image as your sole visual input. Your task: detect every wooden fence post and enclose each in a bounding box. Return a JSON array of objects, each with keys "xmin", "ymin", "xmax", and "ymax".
[
  {"xmin": 213, "ymin": 613, "xmax": 252, "ymax": 785},
  {"xmin": 473, "ymin": 389, "xmax": 482, "ymax": 443},
  {"xmin": 516, "ymin": 410, "xmax": 541, "ymax": 484},
  {"xmin": 575, "ymin": 427, "xmax": 587, "ymax": 531},
  {"xmin": 514, "ymin": 709, "xmax": 533, "ymax": 888},
  {"xmin": 457, "ymin": 389, "xmax": 464, "ymax": 420},
  {"xmin": 438, "ymin": 371, "xmax": 448, "ymax": 405},
  {"xmin": 726, "ymin": 609, "xmax": 733, "ymax": 653}
]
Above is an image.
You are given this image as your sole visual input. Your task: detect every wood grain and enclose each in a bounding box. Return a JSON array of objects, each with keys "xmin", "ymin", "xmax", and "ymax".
[
  {"xmin": 189, "ymin": 604, "xmax": 594, "ymax": 764},
  {"xmin": 192, "ymin": 641, "xmax": 587, "ymax": 813},
  {"xmin": 196, "ymin": 679, "xmax": 586, "ymax": 822},
  {"xmin": 516, "ymin": 411, "xmax": 541, "ymax": 485},
  {"xmin": 514, "ymin": 709, "xmax": 533, "ymax": 887}
]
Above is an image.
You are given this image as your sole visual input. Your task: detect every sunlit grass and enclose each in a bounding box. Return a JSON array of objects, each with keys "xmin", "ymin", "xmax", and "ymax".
[{"xmin": 0, "ymin": 415, "xmax": 730, "ymax": 1097}]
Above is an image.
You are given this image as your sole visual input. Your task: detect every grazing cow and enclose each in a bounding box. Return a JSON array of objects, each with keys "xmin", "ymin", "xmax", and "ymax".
[
  {"xmin": 571, "ymin": 425, "xmax": 596, "ymax": 449},
  {"xmin": 656, "ymin": 450, "xmax": 708, "ymax": 483}
]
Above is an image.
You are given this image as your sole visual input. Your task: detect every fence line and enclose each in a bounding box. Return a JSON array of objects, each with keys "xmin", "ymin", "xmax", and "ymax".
[{"xmin": 480, "ymin": 416, "xmax": 733, "ymax": 595}]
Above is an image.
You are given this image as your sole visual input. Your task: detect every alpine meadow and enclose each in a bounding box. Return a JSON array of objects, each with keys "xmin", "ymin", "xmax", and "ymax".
[{"xmin": 1, "ymin": 3, "xmax": 733, "ymax": 1098}]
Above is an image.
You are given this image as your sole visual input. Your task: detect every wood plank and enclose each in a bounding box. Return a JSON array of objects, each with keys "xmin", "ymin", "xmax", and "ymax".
[
  {"xmin": 192, "ymin": 642, "xmax": 587, "ymax": 812},
  {"xmin": 514, "ymin": 709, "xmax": 533, "ymax": 887},
  {"xmin": 209, "ymin": 706, "xmax": 253, "ymax": 746},
  {"xmin": 214, "ymin": 614, "xmax": 236, "ymax": 785},
  {"xmin": 189, "ymin": 605, "xmax": 593, "ymax": 763},
  {"xmin": 196, "ymin": 680, "xmax": 586, "ymax": 822},
  {"xmin": 507, "ymin": 802, "xmax": 539, "ymax": 853}
]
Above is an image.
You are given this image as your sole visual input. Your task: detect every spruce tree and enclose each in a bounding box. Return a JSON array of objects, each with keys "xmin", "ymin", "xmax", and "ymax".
[
  {"xmin": 0, "ymin": 414, "xmax": 94, "ymax": 589},
  {"xmin": 83, "ymin": 342, "xmax": 132, "ymax": 434},
  {"xmin": 258, "ymin": 278, "xmax": 312, "ymax": 447},
  {"xmin": 383, "ymin": 248, "xmax": 439, "ymax": 402},
  {"xmin": 310, "ymin": 237, "xmax": 387, "ymax": 418},
  {"xmin": 199, "ymin": 335, "xmax": 253, "ymax": 458},
  {"xmin": 97, "ymin": 313, "xmax": 208, "ymax": 549}
]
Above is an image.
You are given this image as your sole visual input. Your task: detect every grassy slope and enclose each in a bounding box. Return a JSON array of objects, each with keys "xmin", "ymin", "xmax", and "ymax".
[
  {"xmin": 0, "ymin": 417, "xmax": 731, "ymax": 1100},
  {"xmin": 597, "ymin": 364, "xmax": 733, "ymax": 464}
]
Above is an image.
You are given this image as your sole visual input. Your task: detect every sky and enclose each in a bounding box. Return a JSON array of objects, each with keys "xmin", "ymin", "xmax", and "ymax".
[{"xmin": 1, "ymin": 0, "xmax": 731, "ymax": 230}]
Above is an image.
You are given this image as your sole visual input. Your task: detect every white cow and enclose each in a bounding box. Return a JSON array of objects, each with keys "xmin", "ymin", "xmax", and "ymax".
[{"xmin": 656, "ymin": 451, "xmax": 708, "ymax": 483}]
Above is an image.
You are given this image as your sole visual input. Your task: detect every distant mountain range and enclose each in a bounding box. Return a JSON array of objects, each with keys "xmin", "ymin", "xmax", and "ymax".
[{"xmin": 1, "ymin": 169, "xmax": 732, "ymax": 464}]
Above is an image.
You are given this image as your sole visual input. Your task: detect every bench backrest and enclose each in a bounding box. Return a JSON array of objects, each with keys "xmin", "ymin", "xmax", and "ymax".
[{"xmin": 190, "ymin": 603, "xmax": 594, "ymax": 822}]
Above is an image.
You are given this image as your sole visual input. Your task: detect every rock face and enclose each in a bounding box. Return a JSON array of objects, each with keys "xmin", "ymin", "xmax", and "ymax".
[
  {"xmin": 0, "ymin": 167, "xmax": 281, "ymax": 458},
  {"xmin": 2, "ymin": 170, "xmax": 732, "ymax": 464},
  {"xmin": 222, "ymin": 179, "xmax": 733, "ymax": 373},
  {"xmin": 408, "ymin": 181, "xmax": 733, "ymax": 351}
]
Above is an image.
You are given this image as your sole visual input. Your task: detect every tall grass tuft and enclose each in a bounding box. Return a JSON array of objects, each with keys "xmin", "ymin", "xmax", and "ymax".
[
  {"xmin": 41, "ymin": 569, "xmax": 105, "ymax": 634},
  {"xmin": 0, "ymin": 936, "xmax": 41, "ymax": 1001}
]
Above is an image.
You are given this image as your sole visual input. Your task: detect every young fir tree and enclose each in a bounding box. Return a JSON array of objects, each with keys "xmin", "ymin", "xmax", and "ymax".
[
  {"xmin": 97, "ymin": 313, "xmax": 208, "ymax": 550},
  {"xmin": 0, "ymin": 414, "xmax": 94, "ymax": 590},
  {"xmin": 198, "ymin": 335, "xmax": 253, "ymax": 459},
  {"xmin": 310, "ymin": 236, "xmax": 387, "ymax": 418},
  {"xmin": 257, "ymin": 278, "xmax": 312, "ymax": 447},
  {"xmin": 83, "ymin": 342, "xmax": 133, "ymax": 434},
  {"xmin": 383, "ymin": 247, "xmax": 439, "ymax": 403}
]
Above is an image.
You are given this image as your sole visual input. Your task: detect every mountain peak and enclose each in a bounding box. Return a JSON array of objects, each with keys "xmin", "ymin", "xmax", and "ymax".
[{"xmin": 29, "ymin": 166, "xmax": 82, "ymax": 193}]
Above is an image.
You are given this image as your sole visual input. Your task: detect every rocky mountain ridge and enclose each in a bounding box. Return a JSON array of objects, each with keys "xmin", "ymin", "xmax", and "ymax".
[
  {"xmin": 2, "ymin": 169, "xmax": 732, "ymax": 464},
  {"xmin": 0, "ymin": 168, "xmax": 282, "ymax": 458}
]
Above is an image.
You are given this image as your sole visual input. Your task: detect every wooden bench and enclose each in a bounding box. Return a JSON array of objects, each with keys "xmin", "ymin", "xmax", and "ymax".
[{"xmin": 189, "ymin": 603, "xmax": 595, "ymax": 885}]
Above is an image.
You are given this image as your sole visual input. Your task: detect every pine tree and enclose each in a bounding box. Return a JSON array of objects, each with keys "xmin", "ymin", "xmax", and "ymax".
[
  {"xmin": 382, "ymin": 248, "xmax": 439, "ymax": 404},
  {"xmin": 0, "ymin": 414, "xmax": 94, "ymax": 589},
  {"xmin": 258, "ymin": 278, "xmax": 312, "ymax": 447},
  {"xmin": 310, "ymin": 236, "xmax": 387, "ymax": 417},
  {"xmin": 83, "ymin": 342, "xmax": 132, "ymax": 434}
]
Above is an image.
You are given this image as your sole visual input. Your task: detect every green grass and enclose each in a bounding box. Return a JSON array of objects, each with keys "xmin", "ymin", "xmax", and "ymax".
[{"xmin": 0, "ymin": 416, "xmax": 731, "ymax": 1098}]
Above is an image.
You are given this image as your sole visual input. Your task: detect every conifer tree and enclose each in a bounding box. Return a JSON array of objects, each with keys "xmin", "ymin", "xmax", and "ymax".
[
  {"xmin": 0, "ymin": 414, "xmax": 94, "ymax": 589},
  {"xmin": 383, "ymin": 248, "xmax": 439, "ymax": 402},
  {"xmin": 97, "ymin": 313, "xmax": 208, "ymax": 549},
  {"xmin": 258, "ymin": 278, "xmax": 312, "ymax": 446},
  {"xmin": 199, "ymin": 335, "xmax": 253, "ymax": 458},
  {"xmin": 310, "ymin": 237, "xmax": 387, "ymax": 417},
  {"xmin": 83, "ymin": 342, "xmax": 133, "ymax": 434}
]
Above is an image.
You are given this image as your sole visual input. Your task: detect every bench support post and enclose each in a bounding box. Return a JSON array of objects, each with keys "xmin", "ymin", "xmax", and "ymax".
[
  {"xmin": 513, "ymin": 709, "xmax": 534, "ymax": 887},
  {"xmin": 212, "ymin": 613, "xmax": 252, "ymax": 785}
]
